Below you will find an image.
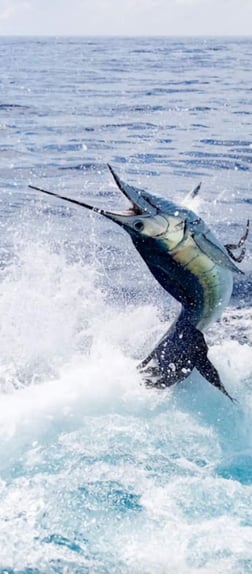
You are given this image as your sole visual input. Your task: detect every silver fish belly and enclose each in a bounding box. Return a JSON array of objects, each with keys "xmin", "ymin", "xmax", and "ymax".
[{"xmin": 169, "ymin": 234, "xmax": 233, "ymax": 331}]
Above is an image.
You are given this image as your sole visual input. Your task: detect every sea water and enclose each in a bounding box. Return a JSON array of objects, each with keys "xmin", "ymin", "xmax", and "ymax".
[{"xmin": 0, "ymin": 36, "xmax": 252, "ymax": 573}]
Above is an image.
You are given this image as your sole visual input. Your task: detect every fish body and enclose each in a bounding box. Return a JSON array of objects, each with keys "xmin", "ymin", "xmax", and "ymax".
[
  {"xmin": 129, "ymin": 218, "xmax": 234, "ymax": 332},
  {"xmin": 30, "ymin": 166, "xmax": 247, "ymax": 401}
]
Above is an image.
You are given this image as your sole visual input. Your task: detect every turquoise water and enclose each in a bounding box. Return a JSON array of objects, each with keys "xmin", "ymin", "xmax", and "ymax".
[{"xmin": 0, "ymin": 37, "xmax": 252, "ymax": 573}]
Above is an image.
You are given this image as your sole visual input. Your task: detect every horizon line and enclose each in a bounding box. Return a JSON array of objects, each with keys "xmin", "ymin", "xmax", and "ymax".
[{"xmin": 0, "ymin": 33, "xmax": 252, "ymax": 38}]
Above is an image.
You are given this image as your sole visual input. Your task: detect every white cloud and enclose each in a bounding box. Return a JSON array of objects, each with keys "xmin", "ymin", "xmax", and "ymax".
[
  {"xmin": 0, "ymin": 0, "xmax": 251, "ymax": 35},
  {"xmin": 0, "ymin": 0, "xmax": 31, "ymax": 23},
  {"xmin": 0, "ymin": 0, "xmax": 15, "ymax": 20},
  {"xmin": 0, "ymin": 7, "xmax": 14, "ymax": 20}
]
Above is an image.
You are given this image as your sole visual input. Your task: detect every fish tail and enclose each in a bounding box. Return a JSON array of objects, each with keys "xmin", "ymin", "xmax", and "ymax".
[{"xmin": 138, "ymin": 320, "xmax": 235, "ymax": 402}]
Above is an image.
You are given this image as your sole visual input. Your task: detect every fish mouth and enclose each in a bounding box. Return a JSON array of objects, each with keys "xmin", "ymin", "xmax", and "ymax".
[
  {"xmin": 29, "ymin": 164, "xmax": 157, "ymax": 224},
  {"xmin": 105, "ymin": 164, "xmax": 156, "ymax": 219}
]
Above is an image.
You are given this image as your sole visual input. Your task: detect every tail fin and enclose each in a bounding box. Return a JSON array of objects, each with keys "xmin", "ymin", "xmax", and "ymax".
[{"xmin": 138, "ymin": 320, "xmax": 235, "ymax": 402}]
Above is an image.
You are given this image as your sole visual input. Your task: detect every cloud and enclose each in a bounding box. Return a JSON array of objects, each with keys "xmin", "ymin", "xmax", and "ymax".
[
  {"xmin": 0, "ymin": 1, "xmax": 15, "ymax": 20},
  {"xmin": 0, "ymin": 0, "xmax": 251, "ymax": 35},
  {"xmin": 0, "ymin": 0, "xmax": 31, "ymax": 22}
]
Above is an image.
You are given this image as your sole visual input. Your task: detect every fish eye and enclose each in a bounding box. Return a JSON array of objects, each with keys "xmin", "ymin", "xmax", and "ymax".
[{"xmin": 134, "ymin": 220, "xmax": 144, "ymax": 231}]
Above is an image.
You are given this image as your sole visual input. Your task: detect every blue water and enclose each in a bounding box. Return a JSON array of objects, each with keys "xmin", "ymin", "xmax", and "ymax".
[{"xmin": 0, "ymin": 36, "xmax": 252, "ymax": 573}]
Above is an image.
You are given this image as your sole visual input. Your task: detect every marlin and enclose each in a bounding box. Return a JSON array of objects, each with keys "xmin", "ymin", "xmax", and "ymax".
[{"xmin": 29, "ymin": 166, "xmax": 249, "ymax": 402}]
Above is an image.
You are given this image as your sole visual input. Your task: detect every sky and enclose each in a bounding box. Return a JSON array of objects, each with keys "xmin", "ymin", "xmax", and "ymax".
[{"xmin": 0, "ymin": 0, "xmax": 252, "ymax": 36}]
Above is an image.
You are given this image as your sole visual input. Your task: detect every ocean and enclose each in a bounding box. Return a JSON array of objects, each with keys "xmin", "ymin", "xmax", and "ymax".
[{"xmin": 0, "ymin": 36, "xmax": 252, "ymax": 573}]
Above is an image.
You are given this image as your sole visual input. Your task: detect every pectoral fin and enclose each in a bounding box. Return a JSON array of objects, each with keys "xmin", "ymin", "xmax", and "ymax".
[
  {"xmin": 193, "ymin": 232, "xmax": 244, "ymax": 274},
  {"xmin": 225, "ymin": 220, "xmax": 250, "ymax": 263}
]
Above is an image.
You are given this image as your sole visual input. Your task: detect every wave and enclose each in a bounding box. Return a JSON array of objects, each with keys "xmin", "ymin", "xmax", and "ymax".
[{"xmin": 1, "ymin": 35, "xmax": 252, "ymax": 573}]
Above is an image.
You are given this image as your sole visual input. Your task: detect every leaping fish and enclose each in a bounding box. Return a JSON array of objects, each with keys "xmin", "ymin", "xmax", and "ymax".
[{"xmin": 29, "ymin": 166, "xmax": 249, "ymax": 402}]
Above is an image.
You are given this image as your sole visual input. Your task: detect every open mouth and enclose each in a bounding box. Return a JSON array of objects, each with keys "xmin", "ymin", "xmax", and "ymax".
[
  {"xmin": 106, "ymin": 164, "xmax": 152, "ymax": 217},
  {"xmin": 29, "ymin": 164, "xmax": 154, "ymax": 220}
]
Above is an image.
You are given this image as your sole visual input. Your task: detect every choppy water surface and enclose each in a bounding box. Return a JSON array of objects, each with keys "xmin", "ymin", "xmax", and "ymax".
[{"xmin": 0, "ymin": 37, "xmax": 252, "ymax": 573}]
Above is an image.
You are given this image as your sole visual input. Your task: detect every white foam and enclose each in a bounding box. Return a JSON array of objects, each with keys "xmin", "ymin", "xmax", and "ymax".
[{"xmin": 0, "ymin": 211, "xmax": 252, "ymax": 572}]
